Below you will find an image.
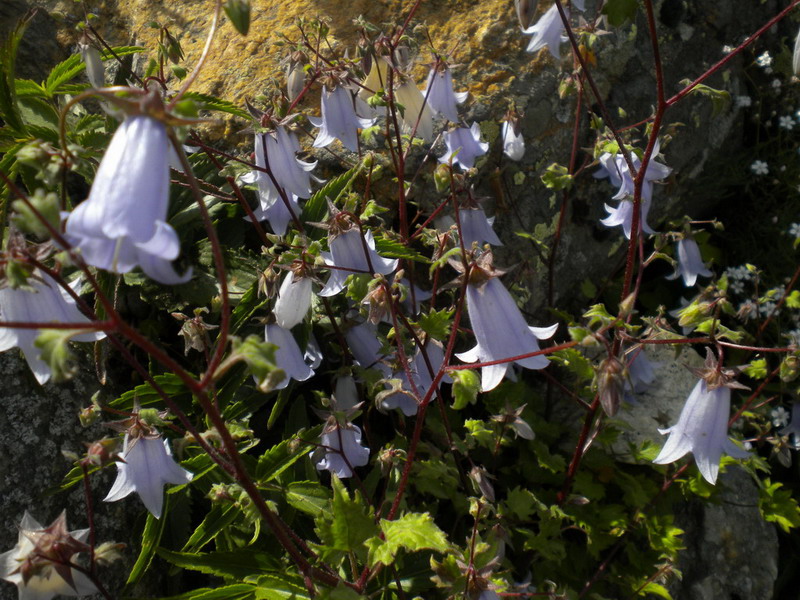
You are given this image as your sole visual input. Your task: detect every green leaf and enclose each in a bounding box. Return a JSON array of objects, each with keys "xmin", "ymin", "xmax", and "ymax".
[
  {"xmin": 157, "ymin": 548, "xmax": 281, "ymax": 580},
  {"xmin": 639, "ymin": 582, "xmax": 672, "ymax": 600},
  {"xmin": 451, "ymin": 370, "xmax": 480, "ymax": 410},
  {"xmin": 285, "ymin": 481, "xmax": 331, "ymax": 517},
  {"xmin": 110, "ymin": 373, "xmax": 192, "ymax": 410},
  {"xmin": 373, "ymin": 234, "xmax": 429, "ymax": 263},
  {"xmin": 230, "ymin": 280, "xmax": 269, "ymax": 334},
  {"xmin": 255, "ymin": 427, "xmax": 320, "ymax": 482},
  {"xmin": 248, "ymin": 574, "xmax": 310, "ymax": 600},
  {"xmin": 181, "ymin": 503, "xmax": 242, "ymax": 553},
  {"xmin": 759, "ymin": 480, "xmax": 800, "ymax": 533},
  {"xmin": 34, "ymin": 329, "xmax": 80, "ymax": 382},
  {"xmin": 0, "ymin": 11, "xmax": 34, "ymax": 134},
  {"xmin": 14, "ymin": 79, "xmax": 45, "ymax": 98},
  {"xmin": 301, "ymin": 163, "xmax": 363, "ymax": 233},
  {"xmin": 158, "ymin": 584, "xmax": 258, "ymax": 600},
  {"xmin": 229, "ymin": 335, "xmax": 282, "ymax": 392},
  {"xmin": 540, "ymin": 163, "xmax": 573, "ymax": 190},
  {"xmin": 126, "ymin": 510, "xmax": 167, "ymax": 585},
  {"xmin": 416, "ymin": 308, "xmax": 453, "ymax": 341},
  {"xmin": 366, "ymin": 512, "xmax": 449, "ymax": 567},
  {"xmin": 315, "ymin": 476, "xmax": 378, "ymax": 561},
  {"xmin": 45, "ymin": 46, "xmax": 144, "ymax": 96},
  {"xmin": 182, "ymin": 91, "xmax": 251, "ymax": 120},
  {"xmin": 678, "ymin": 79, "xmax": 731, "ymax": 116},
  {"xmin": 602, "ymin": 0, "xmax": 639, "ymax": 26}
]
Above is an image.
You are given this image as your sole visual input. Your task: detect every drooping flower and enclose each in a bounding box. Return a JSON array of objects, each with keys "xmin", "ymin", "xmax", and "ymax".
[
  {"xmin": 345, "ymin": 321, "xmax": 391, "ymax": 377},
  {"xmin": 319, "ymin": 222, "xmax": 398, "ymax": 297},
  {"xmin": 501, "ymin": 119, "xmax": 525, "ymax": 162},
  {"xmin": 653, "ymin": 351, "xmax": 749, "ymax": 484},
  {"xmin": 780, "ymin": 403, "xmax": 800, "ymax": 450},
  {"xmin": 0, "ymin": 271, "xmax": 106, "ymax": 384},
  {"xmin": 274, "ymin": 270, "xmax": 313, "ymax": 329},
  {"xmin": 458, "ymin": 207, "xmax": 503, "ymax": 247},
  {"xmin": 104, "ymin": 434, "xmax": 193, "ymax": 519},
  {"xmin": 440, "ymin": 123, "xmax": 488, "ymax": 170},
  {"xmin": 668, "ymin": 237, "xmax": 712, "ymax": 287},
  {"xmin": 625, "ymin": 346, "xmax": 657, "ymax": 395},
  {"xmin": 380, "ymin": 341, "xmax": 450, "ymax": 416},
  {"xmin": 254, "ymin": 126, "xmax": 317, "ymax": 201},
  {"xmin": 595, "ymin": 142, "xmax": 671, "ymax": 239},
  {"xmin": 394, "ymin": 78, "xmax": 434, "ymax": 142},
  {"xmin": 315, "ymin": 423, "xmax": 370, "ymax": 478},
  {"xmin": 523, "ymin": 3, "xmax": 568, "ymax": 60},
  {"xmin": 310, "ymin": 83, "xmax": 375, "ymax": 152},
  {"xmin": 64, "ymin": 115, "xmax": 191, "ymax": 284},
  {"xmin": 0, "ymin": 511, "xmax": 98, "ymax": 600},
  {"xmin": 264, "ymin": 323, "xmax": 317, "ymax": 389},
  {"xmin": 78, "ymin": 37, "xmax": 104, "ymax": 88},
  {"xmin": 456, "ymin": 260, "xmax": 557, "ymax": 392},
  {"xmin": 423, "ymin": 62, "xmax": 468, "ymax": 123}
]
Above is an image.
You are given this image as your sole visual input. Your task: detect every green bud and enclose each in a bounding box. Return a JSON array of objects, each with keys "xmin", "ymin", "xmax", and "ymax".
[
  {"xmin": 170, "ymin": 64, "xmax": 188, "ymax": 80},
  {"xmin": 16, "ymin": 141, "xmax": 51, "ymax": 169},
  {"xmin": 224, "ymin": 0, "xmax": 251, "ymax": 35},
  {"xmin": 451, "ymin": 369, "xmax": 480, "ymax": 410},
  {"xmin": 433, "ymin": 163, "xmax": 451, "ymax": 193},
  {"xmin": 138, "ymin": 408, "xmax": 162, "ymax": 426},
  {"xmin": 780, "ymin": 354, "xmax": 800, "ymax": 383},
  {"xmin": 12, "ymin": 188, "xmax": 60, "ymax": 239},
  {"xmin": 34, "ymin": 330, "xmax": 78, "ymax": 383}
]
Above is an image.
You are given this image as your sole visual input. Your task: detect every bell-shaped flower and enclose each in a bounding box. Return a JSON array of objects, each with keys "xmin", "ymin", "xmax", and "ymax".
[
  {"xmin": 523, "ymin": 3, "xmax": 568, "ymax": 59},
  {"xmin": 65, "ymin": 116, "xmax": 191, "ymax": 284},
  {"xmin": 653, "ymin": 352, "xmax": 749, "ymax": 484},
  {"xmin": 264, "ymin": 323, "xmax": 316, "ymax": 389},
  {"xmin": 502, "ymin": 119, "xmax": 525, "ymax": 161},
  {"xmin": 345, "ymin": 322, "xmax": 391, "ymax": 377},
  {"xmin": 104, "ymin": 433, "xmax": 193, "ymax": 519},
  {"xmin": 0, "ymin": 512, "xmax": 98, "ymax": 600},
  {"xmin": 626, "ymin": 347, "xmax": 657, "ymax": 394},
  {"xmin": 780, "ymin": 403, "xmax": 800, "ymax": 450},
  {"xmin": 320, "ymin": 228, "xmax": 398, "ymax": 297},
  {"xmin": 668, "ymin": 238, "xmax": 712, "ymax": 287},
  {"xmin": 600, "ymin": 197, "xmax": 655, "ymax": 239},
  {"xmin": 395, "ymin": 78, "xmax": 434, "ymax": 142},
  {"xmin": 423, "ymin": 63, "xmax": 468, "ymax": 123},
  {"xmin": 310, "ymin": 84, "xmax": 375, "ymax": 152},
  {"xmin": 440, "ymin": 123, "xmax": 488, "ymax": 170},
  {"xmin": 315, "ymin": 422, "xmax": 370, "ymax": 478},
  {"xmin": 274, "ymin": 271, "xmax": 313, "ymax": 329},
  {"xmin": 0, "ymin": 271, "xmax": 106, "ymax": 384},
  {"xmin": 78, "ymin": 39, "xmax": 104, "ymax": 88},
  {"xmin": 253, "ymin": 127, "xmax": 317, "ymax": 201},
  {"xmin": 458, "ymin": 207, "xmax": 503, "ymax": 247},
  {"xmin": 457, "ymin": 274, "xmax": 557, "ymax": 392}
]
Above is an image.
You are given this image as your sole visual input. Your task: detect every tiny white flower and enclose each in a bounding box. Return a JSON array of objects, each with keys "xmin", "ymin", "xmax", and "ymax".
[
  {"xmin": 756, "ymin": 51, "xmax": 772, "ymax": 67},
  {"xmin": 750, "ymin": 160, "xmax": 768, "ymax": 175},
  {"xmin": 771, "ymin": 406, "xmax": 790, "ymax": 428},
  {"xmin": 788, "ymin": 222, "xmax": 800, "ymax": 238},
  {"xmin": 736, "ymin": 95, "xmax": 752, "ymax": 108},
  {"xmin": 722, "ymin": 45, "xmax": 734, "ymax": 54},
  {"xmin": 104, "ymin": 434, "xmax": 193, "ymax": 519},
  {"xmin": 772, "ymin": 78, "xmax": 782, "ymax": 89},
  {"xmin": 780, "ymin": 116, "xmax": 795, "ymax": 130}
]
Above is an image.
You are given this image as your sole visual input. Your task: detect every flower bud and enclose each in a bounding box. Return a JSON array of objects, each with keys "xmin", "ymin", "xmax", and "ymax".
[
  {"xmin": 434, "ymin": 163, "xmax": 452, "ymax": 193},
  {"xmin": 780, "ymin": 354, "xmax": 800, "ymax": 383},
  {"xmin": 79, "ymin": 38, "xmax": 104, "ymax": 88},
  {"xmin": 596, "ymin": 356, "xmax": 625, "ymax": 417}
]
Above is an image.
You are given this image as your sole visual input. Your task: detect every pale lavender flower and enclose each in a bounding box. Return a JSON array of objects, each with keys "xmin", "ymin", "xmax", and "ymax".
[
  {"xmin": 457, "ymin": 277, "xmax": 557, "ymax": 391},
  {"xmin": 104, "ymin": 434, "xmax": 193, "ymax": 519},
  {"xmin": 381, "ymin": 341, "xmax": 450, "ymax": 416},
  {"xmin": 626, "ymin": 347, "xmax": 657, "ymax": 395},
  {"xmin": 78, "ymin": 41, "xmax": 104, "ymax": 88},
  {"xmin": 1, "ymin": 512, "xmax": 98, "ymax": 600},
  {"xmin": 668, "ymin": 238, "xmax": 712, "ymax": 287},
  {"xmin": 319, "ymin": 229, "xmax": 398, "ymax": 297},
  {"xmin": 334, "ymin": 375, "xmax": 359, "ymax": 411},
  {"xmin": 264, "ymin": 323, "xmax": 316, "ymax": 389},
  {"xmin": 315, "ymin": 423, "xmax": 370, "ymax": 478},
  {"xmin": 0, "ymin": 271, "xmax": 105, "ymax": 384},
  {"xmin": 424, "ymin": 63, "xmax": 468, "ymax": 123},
  {"xmin": 502, "ymin": 119, "xmax": 525, "ymax": 161},
  {"xmin": 600, "ymin": 198, "xmax": 655, "ymax": 239},
  {"xmin": 310, "ymin": 85, "xmax": 375, "ymax": 152},
  {"xmin": 440, "ymin": 123, "xmax": 488, "ymax": 170},
  {"xmin": 653, "ymin": 379, "xmax": 749, "ymax": 484},
  {"xmin": 458, "ymin": 207, "xmax": 503, "ymax": 247},
  {"xmin": 345, "ymin": 322, "xmax": 390, "ymax": 376},
  {"xmin": 65, "ymin": 116, "xmax": 192, "ymax": 284},
  {"xmin": 274, "ymin": 272, "xmax": 312, "ymax": 329},
  {"xmin": 523, "ymin": 3, "xmax": 568, "ymax": 60},
  {"xmin": 251, "ymin": 127, "xmax": 316, "ymax": 201}
]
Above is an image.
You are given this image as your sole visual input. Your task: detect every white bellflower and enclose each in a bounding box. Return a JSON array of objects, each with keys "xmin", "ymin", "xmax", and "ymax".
[
  {"xmin": 310, "ymin": 85, "xmax": 375, "ymax": 152},
  {"xmin": 65, "ymin": 115, "xmax": 191, "ymax": 284},
  {"xmin": 523, "ymin": 4, "xmax": 568, "ymax": 60},
  {"xmin": 668, "ymin": 238, "xmax": 712, "ymax": 287},
  {"xmin": 315, "ymin": 423, "xmax": 370, "ymax": 478},
  {"xmin": 424, "ymin": 63, "xmax": 468, "ymax": 123}
]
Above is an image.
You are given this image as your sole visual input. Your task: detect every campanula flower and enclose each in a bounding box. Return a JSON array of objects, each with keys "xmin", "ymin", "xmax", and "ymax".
[
  {"xmin": 457, "ymin": 269, "xmax": 557, "ymax": 392},
  {"xmin": 458, "ymin": 207, "xmax": 502, "ymax": 247},
  {"xmin": 0, "ymin": 512, "xmax": 98, "ymax": 600},
  {"xmin": 274, "ymin": 271, "xmax": 313, "ymax": 329},
  {"xmin": 424, "ymin": 63, "xmax": 468, "ymax": 123},
  {"xmin": 0, "ymin": 271, "xmax": 105, "ymax": 384},
  {"xmin": 395, "ymin": 78, "xmax": 434, "ymax": 142},
  {"xmin": 780, "ymin": 403, "xmax": 800, "ymax": 449},
  {"xmin": 78, "ymin": 38, "xmax": 104, "ymax": 88},
  {"xmin": 320, "ymin": 227, "xmax": 398, "ymax": 297},
  {"xmin": 315, "ymin": 423, "xmax": 370, "ymax": 478},
  {"xmin": 264, "ymin": 323, "xmax": 317, "ymax": 389},
  {"xmin": 501, "ymin": 120, "xmax": 525, "ymax": 161},
  {"xmin": 668, "ymin": 238, "xmax": 712, "ymax": 287},
  {"xmin": 345, "ymin": 321, "xmax": 391, "ymax": 376},
  {"xmin": 523, "ymin": 3, "xmax": 568, "ymax": 60},
  {"xmin": 440, "ymin": 123, "xmax": 488, "ymax": 170},
  {"xmin": 104, "ymin": 434, "xmax": 193, "ymax": 519},
  {"xmin": 653, "ymin": 351, "xmax": 749, "ymax": 484},
  {"xmin": 65, "ymin": 115, "xmax": 191, "ymax": 284},
  {"xmin": 310, "ymin": 84, "xmax": 375, "ymax": 152}
]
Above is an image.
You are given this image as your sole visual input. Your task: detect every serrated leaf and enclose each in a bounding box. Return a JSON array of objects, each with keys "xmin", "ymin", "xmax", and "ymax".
[
  {"xmin": 678, "ymin": 79, "xmax": 731, "ymax": 116},
  {"xmin": 230, "ymin": 280, "xmax": 270, "ymax": 334},
  {"xmin": 451, "ymin": 370, "xmax": 480, "ymax": 410},
  {"xmin": 416, "ymin": 308, "xmax": 453, "ymax": 340},
  {"xmin": 181, "ymin": 503, "xmax": 242, "ymax": 553},
  {"xmin": 255, "ymin": 427, "xmax": 320, "ymax": 481},
  {"xmin": 301, "ymin": 163, "xmax": 363, "ymax": 232},
  {"xmin": 0, "ymin": 11, "xmax": 33, "ymax": 134},
  {"xmin": 373, "ymin": 235, "xmax": 429, "ymax": 263},
  {"xmin": 182, "ymin": 91, "xmax": 251, "ymax": 120},
  {"xmin": 14, "ymin": 78, "xmax": 45, "ymax": 98},
  {"xmin": 315, "ymin": 476, "xmax": 378, "ymax": 560},
  {"xmin": 249, "ymin": 573, "xmax": 310, "ymax": 600},
  {"xmin": 640, "ymin": 582, "xmax": 672, "ymax": 600},
  {"xmin": 285, "ymin": 481, "xmax": 331, "ymax": 517},
  {"xmin": 366, "ymin": 512, "xmax": 449, "ymax": 567},
  {"xmin": 157, "ymin": 548, "xmax": 281, "ymax": 580},
  {"xmin": 158, "ymin": 584, "xmax": 258, "ymax": 600},
  {"xmin": 45, "ymin": 46, "xmax": 143, "ymax": 95},
  {"xmin": 110, "ymin": 373, "xmax": 192, "ymax": 410}
]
